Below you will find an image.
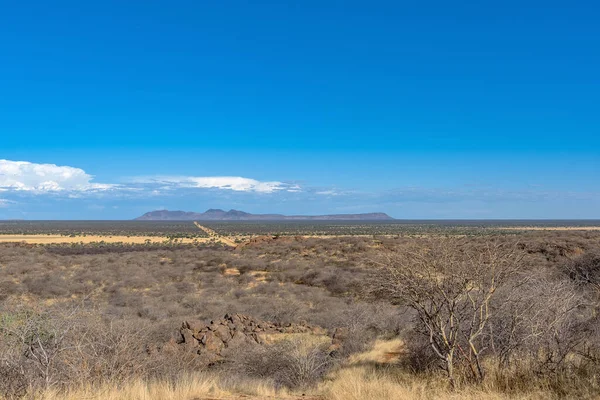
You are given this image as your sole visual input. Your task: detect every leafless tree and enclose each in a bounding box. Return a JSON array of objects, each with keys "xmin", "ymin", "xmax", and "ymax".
[
  {"xmin": 0, "ymin": 307, "xmax": 85, "ymax": 390},
  {"xmin": 369, "ymin": 238, "xmax": 524, "ymax": 387}
]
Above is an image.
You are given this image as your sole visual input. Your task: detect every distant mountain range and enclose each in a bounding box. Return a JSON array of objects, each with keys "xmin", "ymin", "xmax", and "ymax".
[{"xmin": 135, "ymin": 209, "xmax": 394, "ymax": 221}]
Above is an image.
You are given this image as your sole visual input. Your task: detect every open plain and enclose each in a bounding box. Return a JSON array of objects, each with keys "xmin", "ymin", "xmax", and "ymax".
[
  {"xmin": 0, "ymin": 235, "xmax": 211, "ymax": 244},
  {"xmin": 1, "ymin": 221, "xmax": 600, "ymax": 399}
]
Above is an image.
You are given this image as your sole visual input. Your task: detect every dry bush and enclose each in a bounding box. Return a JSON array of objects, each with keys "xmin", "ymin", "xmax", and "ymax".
[
  {"xmin": 0, "ymin": 306, "xmax": 206, "ymax": 394},
  {"xmin": 564, "ymin": 251, "xmax": 600, "ymax": 294},
  {"xmin": 0, "ymin": 306, "xmax": 88, "ymax": 390},
  {"xmin": 366, "ymin": 235, "xmax": 600, "ymax": 395},
  {"xmin": 489, "ymin": 276, "xmax": 590, "ymax": 374},
  {"xmin": 0, "ymin": 363, "xmax": 27, "ymax": 400},
  {"xmin": 1, "ymin": 232, "xmax": 600, "ymax": 398},
  {"xmin": 228, "ymin": 336, "xmax": 334, "ymax": 389},
  {"xmin": 369, "ymin": 238, "xmax": 525, "ymax": 386}
]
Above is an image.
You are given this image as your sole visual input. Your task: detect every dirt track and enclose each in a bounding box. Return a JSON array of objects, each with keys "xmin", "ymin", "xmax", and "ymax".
[{"xmin": 193, "ymin": 222, "xmax": 238, "ymax": 246}]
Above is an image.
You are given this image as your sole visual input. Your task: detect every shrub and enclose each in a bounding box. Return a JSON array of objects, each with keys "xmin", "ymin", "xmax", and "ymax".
[
  {"xmin": 0, "ymin": 363, "xmax": 27, "ymax": 400},
  {"xmin": 230, "ymin": 336, "xmax": 334, "ymax": 389},
  {"xmin": 565, "ymin": 251, "xmax": 600, "ymax": 294}
]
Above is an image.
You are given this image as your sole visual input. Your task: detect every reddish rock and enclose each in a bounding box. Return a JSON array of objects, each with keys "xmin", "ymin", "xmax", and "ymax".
[
  {"xmin": 214, "ymin": 324, "xmax": 231, "ymax": 342},
  {"xmin": 181, "ymin": 328, "xmax": 197, "ymax": 349},
  {"xmin": 203, "ymin": 331, "xmax": 224, "ymax": 353},
  {"xmin": 183, "ymin": 320, "xmax": 206, "ymax": 335},
  {"xmin": 175, "ymin": 313, "xmax": 332, "ymax": 363}
]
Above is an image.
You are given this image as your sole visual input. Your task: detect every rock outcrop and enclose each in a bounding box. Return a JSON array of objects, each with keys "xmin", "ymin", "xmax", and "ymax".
[{"xmin": 175, "ymin": 314, "xmax": 328, "ymax": 363}]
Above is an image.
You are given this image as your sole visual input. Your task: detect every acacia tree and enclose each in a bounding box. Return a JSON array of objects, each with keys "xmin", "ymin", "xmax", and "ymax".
[{"xmin": 369, "ymin": 238, "xmax": 524, "ymax": 387}]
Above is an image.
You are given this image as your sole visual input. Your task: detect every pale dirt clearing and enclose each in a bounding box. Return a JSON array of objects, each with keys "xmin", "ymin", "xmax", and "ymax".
[
  {"xmin": 0, "ymin": 235, "xmax": 213, "ymax": 244},
  {"xmin": 347, "ymin": 338, "xmax": 405, "ymax": 365}
]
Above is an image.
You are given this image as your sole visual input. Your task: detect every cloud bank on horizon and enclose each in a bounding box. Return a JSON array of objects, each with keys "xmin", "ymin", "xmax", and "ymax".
[
  {"xmin": 0, "ymin": 160, "xmax": 116, "ymax": 193},
  {"xmin": 133, "ymin": 176, "xmax": 301, "ymax": 194},
  {"xmin": 0, "ymin": 159, "xmax": 301, "ymax": 195},
  {"xmin": 0, "ymin": 159, "xmax": 599, "ymax": 220}
]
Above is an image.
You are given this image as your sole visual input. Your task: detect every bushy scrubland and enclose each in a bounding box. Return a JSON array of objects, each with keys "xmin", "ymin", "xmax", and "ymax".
[{"xmin": 0, "ymin": 231, "xmax": 599, "ymax": 399}]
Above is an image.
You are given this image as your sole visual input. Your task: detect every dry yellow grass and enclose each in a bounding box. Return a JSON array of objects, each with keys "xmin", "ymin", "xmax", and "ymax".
[
  {"xmin": 4, "ymin": 226, "xmax": 596, "ymax": 245},
  {"xmin": 29, "ymin": 374, "xmax": 301, "ymax": 400},
  {"xmin": 321, "ymin": 365, "xmax": 555, "ymax": 400},
  {"xmin": 23, "ymin": 367, "xmax": 565, "ymax": 400},
  {"xmin": 33, "ymin": 375, "xmax": 223, "ymax": 400},
  {"xmin": 21, "ymin": 354, "xmax": 571, "ymax": 400},
  {"xmin": 0, "ymin": 235, "xmax": 211, "ymax": 244},
  {"xmin": 319, "ymin": 338, "xmax": 565, "ymax": 400}
]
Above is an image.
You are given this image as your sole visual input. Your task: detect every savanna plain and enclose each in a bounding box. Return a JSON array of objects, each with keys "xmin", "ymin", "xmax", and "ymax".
[{"xmin": 1, "ymin": 221, "xmax": 600, "ymax": 399}]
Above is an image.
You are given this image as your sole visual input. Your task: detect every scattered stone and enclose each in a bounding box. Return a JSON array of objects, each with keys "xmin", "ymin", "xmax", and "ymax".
[{"xmin": 177, "ymin": 314, "xmax": 332, "ymax": 361}]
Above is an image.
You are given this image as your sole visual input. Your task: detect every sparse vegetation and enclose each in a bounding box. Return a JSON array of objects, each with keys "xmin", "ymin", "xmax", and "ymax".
[{"xmin": 1, "ymin": 223, "xmax": 600, "ymax": 399}]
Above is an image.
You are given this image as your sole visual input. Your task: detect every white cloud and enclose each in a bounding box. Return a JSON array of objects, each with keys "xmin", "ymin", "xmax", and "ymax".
[
  {"xmin": 0, "ymin": 160, "xmax": 303, "ymax": 198},
  {"xmin": 0, "ymin": 199, "xmax": 14, "ymax": 207},
  {"xmin": 138, "ymin": 176, "xmax": 300, "ymax": 194},
  {"xmin": 315, "ymin": 190, "xmax": 340, "ymax": 196},
  {"xmin": 0, "ymin": 160, "xmax": 116, "ymax": 193}
]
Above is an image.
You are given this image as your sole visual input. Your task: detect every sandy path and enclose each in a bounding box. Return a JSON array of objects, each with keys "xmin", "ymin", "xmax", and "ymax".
[{"xmin": 193, "ymin": 222, "xmax": 238, "ymax": 246}]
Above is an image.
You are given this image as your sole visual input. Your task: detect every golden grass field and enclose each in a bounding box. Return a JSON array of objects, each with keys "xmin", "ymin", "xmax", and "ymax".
[
  {"xmin": 29, "ymin": 340, "xmax": 560, "ymax": 400},
  {"xmin": 0, "ymin": 235, "xmax": 212, "ymax": 244},
  {"xmin": 2, "ymin": 224, "xmax": 600, "ymax": 245}
]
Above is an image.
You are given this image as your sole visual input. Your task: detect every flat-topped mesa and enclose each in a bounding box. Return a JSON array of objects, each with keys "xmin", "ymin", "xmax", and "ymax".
[
  {"xmin": 204, "ymin": 208, "xmax": 225, "ymax": 214},
  {"xmin": 135, "ymin": 209, "xmax": 394, "ymax": 221}
]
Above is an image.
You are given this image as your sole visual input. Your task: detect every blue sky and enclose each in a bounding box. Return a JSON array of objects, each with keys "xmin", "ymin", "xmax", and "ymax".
[{"xmin": 1, "ymin": 0, "xmax": 599, "ymax": 219}]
